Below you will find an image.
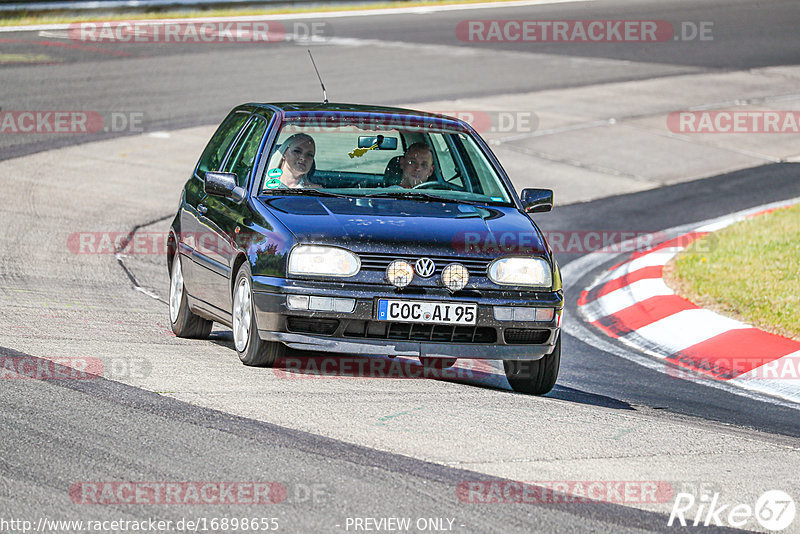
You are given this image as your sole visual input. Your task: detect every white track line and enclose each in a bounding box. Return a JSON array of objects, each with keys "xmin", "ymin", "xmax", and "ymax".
[
  {"xmin": 623, "ymin": 309, "xmax": 747, "ymax": 355},
  {"xmin": 624, "ymin": 249, "xmax": 680, "ymax": 273},
  {"xmin": 587, "ymin": 249, "xmax": 679, "ymax": 296},
  {"xmin": 581, "ymin": 278, "xmax": 674, "ymax": 322}
]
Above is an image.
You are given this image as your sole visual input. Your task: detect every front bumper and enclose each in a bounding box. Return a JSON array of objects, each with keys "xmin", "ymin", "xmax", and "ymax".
[{"xmin": 251, "ymin": 276, "xmax": 563, "ymax": 360}]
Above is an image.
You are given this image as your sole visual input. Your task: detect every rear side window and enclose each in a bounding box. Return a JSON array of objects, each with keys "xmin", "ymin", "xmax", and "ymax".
[
  {"xmin": 224, "ymin": 116, "xmax": 269, "ymax": 187},
  {"xmin": 195, "ymin": 112, "xmax": 249, "ymax": 179}
]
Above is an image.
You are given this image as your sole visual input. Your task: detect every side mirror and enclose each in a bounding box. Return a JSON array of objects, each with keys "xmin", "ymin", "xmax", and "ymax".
[
  {"xmin": 205, "ymin": 171, "xmax": 246, "ymax": 203},
  {"xmin": 520, "ymin": 188, "xmax": 553, "ymax": 213}
]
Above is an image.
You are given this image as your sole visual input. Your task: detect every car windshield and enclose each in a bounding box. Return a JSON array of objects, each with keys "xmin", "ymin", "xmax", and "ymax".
[{"xmin": 258, "ymin": 117, "xmax": 514, "ymax": 206}]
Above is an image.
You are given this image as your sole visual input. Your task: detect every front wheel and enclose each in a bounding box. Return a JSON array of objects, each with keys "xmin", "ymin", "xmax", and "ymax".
[
  {"xmin": 232, "ymin": 263, "xmax": 284, "ymax": 367},
  {"xmin": 169, "ymin": 251, "xmax": 212, "ymax": 339},
  {"xmin": 503, "ymin": 333, "xmax": 561, "ymax": 395}
]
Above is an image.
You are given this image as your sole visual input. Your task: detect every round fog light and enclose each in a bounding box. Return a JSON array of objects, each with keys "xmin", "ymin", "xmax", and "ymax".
[
  {"xmin": 441, "ymin": 263, "xmax": 469, "ymax": 293},
  {"xmin": 386, "ymin": 260, "xmax": 414, "ymax": 288}
]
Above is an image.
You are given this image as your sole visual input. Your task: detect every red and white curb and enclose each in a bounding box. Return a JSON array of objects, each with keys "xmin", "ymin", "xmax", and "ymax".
[{"xmin": 563, "ymin": 197, "xmax": 800, "ymax": 405}]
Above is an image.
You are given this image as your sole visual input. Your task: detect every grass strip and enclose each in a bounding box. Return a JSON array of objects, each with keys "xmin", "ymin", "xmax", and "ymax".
[{"xmin": 665, "ymin": 203, "xmax": 800, "ymax": 340}]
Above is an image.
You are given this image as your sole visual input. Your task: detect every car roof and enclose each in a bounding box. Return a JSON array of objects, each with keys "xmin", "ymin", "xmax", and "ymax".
[{"xmin": 235, "ymin": 102, "xmax": 470, "ymax": 132}]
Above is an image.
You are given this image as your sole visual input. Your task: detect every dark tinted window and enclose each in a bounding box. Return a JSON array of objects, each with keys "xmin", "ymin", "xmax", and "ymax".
[
  {"xmin": 195, "ymin": 112, "xmax": 249, "ymax": 179},
  {"xmin": 223, "ymin": 116, "xmax": 268, "ymax": 187}
]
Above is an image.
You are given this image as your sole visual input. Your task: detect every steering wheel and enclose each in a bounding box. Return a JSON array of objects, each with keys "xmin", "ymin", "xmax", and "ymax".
[{"xmin": 412, "ymin": 180, "xmax": 464, "ymax": 191}]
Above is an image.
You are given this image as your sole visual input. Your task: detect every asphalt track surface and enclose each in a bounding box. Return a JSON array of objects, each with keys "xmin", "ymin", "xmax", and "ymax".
[
  {"xmin": 2, "ymin": 1, "xmax": 800, "ymax": 532},
  {"xmin": 2, "ymin": 0, "xmax": 800, "ymax": 159}
]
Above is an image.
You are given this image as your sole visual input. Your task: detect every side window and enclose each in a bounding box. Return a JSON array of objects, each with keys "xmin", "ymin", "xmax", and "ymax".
[
  {"xmin": 429, "ymin": 134, "xmax": 460, "ymax": 186},
  {"xmin": 223, "ymin": 116, "xmax": 268, "ymax": 187},
  {"xmin": 459, "ymin": 135, "xmax": 509, "ymax": 201},
  {"xmin": 195, "ymin": 112, "xmax": 249, "ymax": 179}
]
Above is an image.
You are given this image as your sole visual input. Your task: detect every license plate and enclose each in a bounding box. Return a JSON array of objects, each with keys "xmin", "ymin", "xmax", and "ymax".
[{"xmin": 377, "ymin": 299, "xmax": 477, "ymax": 325}]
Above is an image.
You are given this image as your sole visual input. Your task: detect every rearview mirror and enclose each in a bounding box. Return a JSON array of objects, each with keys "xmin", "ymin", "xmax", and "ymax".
[
  {"xmin": 520, "ymin": 188, "xmax": 553, "ymax": 213},
  {"xmin": 358, "ymin": 135, "xmax": 398, "ymax": 150},
  {"xmin": 205, "ymin": 171, "xmax": 246, "ymax": 203}
]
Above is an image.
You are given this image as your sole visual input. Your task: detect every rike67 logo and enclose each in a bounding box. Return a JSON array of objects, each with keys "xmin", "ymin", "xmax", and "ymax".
[{"xmin": 668, "ymin": 489, "xmax": 795, "ymax": 531}]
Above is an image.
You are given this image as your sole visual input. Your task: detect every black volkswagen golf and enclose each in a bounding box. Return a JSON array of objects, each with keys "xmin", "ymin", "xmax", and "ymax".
[{"xmin": 168, "ymin": 103, "xmax": 563, "ymax": 394}]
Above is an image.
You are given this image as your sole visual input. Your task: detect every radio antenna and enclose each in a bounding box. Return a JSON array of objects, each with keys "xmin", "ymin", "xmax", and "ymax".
[{"xmin": 307, "ymin": 50, "xmax": 328, "ymax": 104}]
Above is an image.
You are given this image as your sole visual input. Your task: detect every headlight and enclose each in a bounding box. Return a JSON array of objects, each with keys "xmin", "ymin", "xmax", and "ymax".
[
  {"xmin": 288, "ymin": 245, "xmax": 360, "ymax": 277},
  {"xmin": 488, "ymin": 257, "xmax": 552, "ymax": 287}
]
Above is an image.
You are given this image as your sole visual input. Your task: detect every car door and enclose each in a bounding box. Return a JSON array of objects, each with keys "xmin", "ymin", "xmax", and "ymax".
[
  {"xmin": 199, "ymin": 113, "xmax": 271, "ymax": 313},
  {"xmin": 180, "ymin": 110, "xmax": 250, "ymax": 312}
]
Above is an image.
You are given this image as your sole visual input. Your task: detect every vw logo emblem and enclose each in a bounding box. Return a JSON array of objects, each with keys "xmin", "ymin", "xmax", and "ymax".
[{"xmin": 415, "ymin": 258, "xmax": 436, "ymax": 278}]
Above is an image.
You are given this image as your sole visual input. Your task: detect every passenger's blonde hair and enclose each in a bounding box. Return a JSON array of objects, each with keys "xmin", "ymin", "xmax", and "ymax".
[{"xmin": 267, "ymin": 133, "xmax": 315, "ymax": 175}]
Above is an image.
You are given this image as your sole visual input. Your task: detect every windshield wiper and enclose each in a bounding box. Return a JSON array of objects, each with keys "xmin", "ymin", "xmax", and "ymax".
[
  {"xmin": 361, "ymin": 191, "xmax": 453, "ymax": 202},
  {"xmin": 261, "ymin": 189, "xmax": 350, "ymax": 198},
  {"xmin": 263, "ymin": 188, "xmax": 506, "ymax": 207},
  {"xmin": 365, "ymin": 191, "xmax": 499, "ymax": 207}
]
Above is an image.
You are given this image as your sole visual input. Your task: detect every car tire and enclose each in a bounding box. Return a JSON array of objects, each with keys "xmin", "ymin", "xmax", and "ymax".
[
  {"xmin": 419, "ymin": 357, "xmax": 457, "ymax": 369},
  {"xmin": 503, "ymin": 332, "xmax": 561, "ymax": 395},
  {"xmin": 232, "ymin": 263, "xmax": 284, "ymax": 367},
  {"xmin": 169, "ymin": 251, "xmax": 213, "ymax": 339}
]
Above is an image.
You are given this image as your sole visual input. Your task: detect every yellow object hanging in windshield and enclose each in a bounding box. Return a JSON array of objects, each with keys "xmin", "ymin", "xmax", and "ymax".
[{"xmin": 348, "ymin": 142, "xmax": 378, "ymax": 159}]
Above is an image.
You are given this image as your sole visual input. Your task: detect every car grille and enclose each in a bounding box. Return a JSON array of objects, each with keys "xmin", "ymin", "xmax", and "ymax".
[
  {"xmin": 287, "ymin": 317, "xmax": 339, "ymax": 336},
  {"xmin": 343, "ymin": 320, "xmax": 497, "ymax": 343},
  {"xmin": 503, "ymin": 329, "xmax": 551, "ymax": 345},
  {"xmin": 358, "ymin": 253, "xmax": 491, "ymax": 277}
]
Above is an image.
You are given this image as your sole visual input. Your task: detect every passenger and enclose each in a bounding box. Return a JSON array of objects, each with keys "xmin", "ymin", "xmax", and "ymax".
[
  {"xmin": 398, "ymin": 142, "xmax": 435, "ymax": 188},
  {"xmin": 267, "ymin": 133, "xmax": 319, "ymax": 188}
]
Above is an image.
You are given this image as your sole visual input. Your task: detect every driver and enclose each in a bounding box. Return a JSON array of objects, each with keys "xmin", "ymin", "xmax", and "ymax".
[{"xmin": 399, "ymin": 142, "xmax": 435, "ymax": 188}]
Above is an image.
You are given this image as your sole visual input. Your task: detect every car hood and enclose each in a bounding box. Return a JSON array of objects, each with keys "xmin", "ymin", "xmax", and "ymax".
[{"xmin": 257, "ymin": 196, "xmax": 548, "ymax": 257}]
